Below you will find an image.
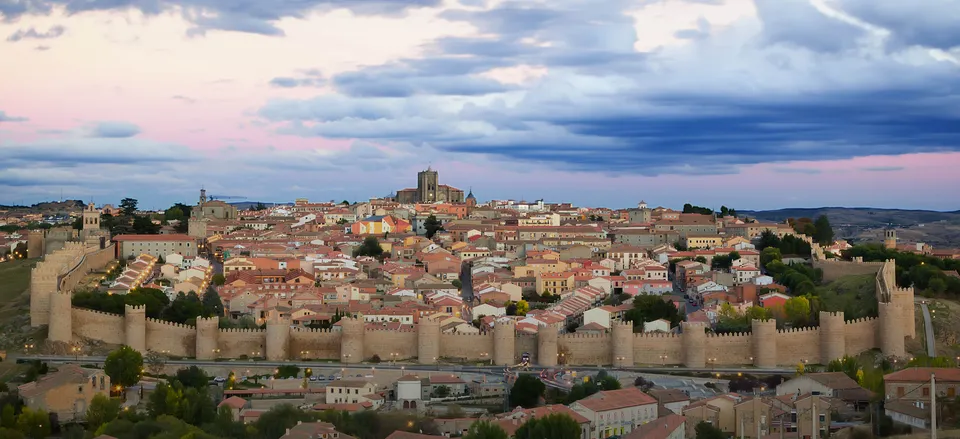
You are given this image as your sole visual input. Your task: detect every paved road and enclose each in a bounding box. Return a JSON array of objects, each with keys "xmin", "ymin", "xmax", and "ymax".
[
  {"xmin": 920, "ymin": 301, "xmax": 937, "ymax": 356},
  {"xmin": 20, "ymin": 355, "xmax": 795, "ymax": 375}
]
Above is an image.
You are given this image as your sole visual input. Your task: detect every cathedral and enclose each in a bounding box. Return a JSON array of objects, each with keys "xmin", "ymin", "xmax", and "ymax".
[{"xmin": 393, "ymin": 167, "xmax": 465, "ymax": 204}]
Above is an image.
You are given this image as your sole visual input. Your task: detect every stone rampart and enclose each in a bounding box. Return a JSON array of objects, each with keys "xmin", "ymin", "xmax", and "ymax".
[
  {"xmin": 54, "ymin": 256, "xmax": 914, "ymax": 366},
  {"xmin": 439, "ymin": 332, "xmax": 494, "ymax": 361},
  {"xmin": 363, "ymin": 326, "xmax": 418, "ymax": 361},
  {"xmin": 72, "ymin": 308, "xmax": 124, "ymax": 345},
  {"xmin": 31, "ymin": 242, "xmax": 114, "ymax": 326},
  {"xmin": 814, "ymin": 257, "xmax": 884, "ymax": 283},
  {"xmin": 290, "ymin": 328, "xmax": 340, "ymax": 360},
  {"xmin": 218, "ymin": 328, "xmax": 267, "ymax": 359},
  {"xmin": 145, "ymin": 318, "xmax": 195, "ymax": 357}
]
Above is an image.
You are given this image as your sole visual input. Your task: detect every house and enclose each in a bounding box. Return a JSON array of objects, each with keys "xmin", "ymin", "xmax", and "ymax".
[
  {"xmin": 777, "ymin": 372, "xmax": 873, "ymax": 408},
  {"xmin": 884, "ymin": 367, "xmax": 960, "ymax": 403},
  {"xmin": 325, "ymin": 380, "xmax": 381, "ymax": 408},
  {"xmin": 649, "ymin": 389, "xmax": 690, "ymax": 415},
  {"xmin": 217, "ymin": 396, "xmax": 250, "ymax": 422},
  {"xmin": 17, "ymin": 364, "xmax": 111, "ymax": 422},
  {"xmin": 279, "ymin": 421, "xmax": 355, "ymax": 439},
  {"xmin": 493, "ymin": 405, "xmax": 592, "ymax": 439},
  {"xmin": 426, "ymin": 374, "xmax": 468, "ymax": 398},
  {"xmin": 623, "ymin": 413, "xmax": 685, "ymax": 439},
  {"xmin": 396, "ymin": 375, "xmax": 423, "ymax": 410},
  {"xmin": 884, "ymin": 401, "xmax": 931, "ymax": 430},
  {"xmin": 570, "ymin": 387, "xmax": 659, "ymax": 439}
]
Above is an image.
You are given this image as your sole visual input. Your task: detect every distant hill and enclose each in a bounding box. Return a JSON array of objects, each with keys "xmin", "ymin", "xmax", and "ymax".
[{"xmin": 741, "ymin": 207, "xmax": 960, "ymax": 247}]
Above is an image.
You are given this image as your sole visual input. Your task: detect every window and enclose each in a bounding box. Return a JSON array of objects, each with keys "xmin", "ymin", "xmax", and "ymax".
[
  {"xmin": 949, "ymin": 388, "xmax": 956, "ymax": 397},
  {"xmin": 897, "ymin": 387, "xmax": 905, "ymax": 397},
  {"xmin": 79, "ymin": 385, "xmax": 83, "ymax": 393},
  {"xmin": 923, "ymin": 387, "xmax": 930, "ymax": 397}
]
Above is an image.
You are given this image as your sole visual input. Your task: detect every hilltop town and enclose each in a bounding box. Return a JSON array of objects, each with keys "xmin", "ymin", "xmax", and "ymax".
[{"xmin": 1, "ymin": 169, "xmax": 960, "ymax": 439}]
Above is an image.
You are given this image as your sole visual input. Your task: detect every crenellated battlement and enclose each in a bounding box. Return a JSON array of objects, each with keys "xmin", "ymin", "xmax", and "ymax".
[
  {"xmin": 777, "ymin": 326, "xmax": 819, "ymax": 334},
  {"xmin": 707, "ymin": 332, "xmax": 751, "ymax": 338},
  {"xmin": 366, "ymin": 326, "xmax": 416, "ymax": 332},
  {"xmin": 145, "ymin": 317, "xmax": 195, "ymax": 330},
  {"xmin": 291, "ymin": 327, "xmax": 335, "ymax": 334},
  {"xmin": 73, "ymin": 307, "xmax": 123, "ymax": 318},
  {"xmin": 220, "ymin": 328, "xmax": 266, "ymax": 334},
  {"xmin": 846, "ymin": 316, "xmax": 877, "ymax": 325},
  {"xmin": 124, "ymin": 304, "xmax": 146, "ymax": 313},
  {"xmin": 820, "ymin": 311, "xmax": 844, "ymax": 319},
  {"xmin": 559, "ymin": 333, "xmax": 609, "ymax": 339},
  {"xmin": 635, "ymin": 332, "xmax": 679, "ymax": 339}
]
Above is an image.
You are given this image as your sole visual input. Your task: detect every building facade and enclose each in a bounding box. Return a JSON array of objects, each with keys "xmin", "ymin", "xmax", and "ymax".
[{"xmin": 394, "ymin": 167, "xmax": 465, "ymax": 204}]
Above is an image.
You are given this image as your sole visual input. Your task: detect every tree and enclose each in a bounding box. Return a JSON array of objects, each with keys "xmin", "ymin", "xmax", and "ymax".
[
  {"xmin": 15, "ymin": 407, "xmax": 50, "ymax": 439},
  {"xmin": 514, "ymin": 413, "xmax": 582, "ymax": 439},
  {"xmin": 432, "ymin": 385, "xmax": 451, "ymax": 398},
  {"xmin": 516, "ymin": 300, "xmax": 530, "ymax": 316},
  {"xmin": 695, "ymin": 421, "xmax": 726, "ymax": 439},
  {"xmin": 711, "ymin": 255, "xmax": 734, "ymax": 271},
  {"xmin": 784, "ymin": 296, "xmax": 812, "ymax": 326},
  {"xmin": 212, "ymin": 273, "xmax": 226, "ymax": 286},
  {"xmin": 761, "ymin": 247, "xmax": 782, "ymax": 267},
  {"xmin": 132, "ymin": 215, "xmax": 161, "ymax": 234},
  {"xmin": 202, "ymin": 289, "xmax": 225, "ymax": 317},
  {"xmin": 451, "ymin": 279, "xmax": 462, "ymax": 290},
  {"xmin": 104, "ymin": 346, "xmax": 143, "ymax": 388},
  {"xmin": 1, "ymin": 404, "xmax": 15, "ymax": 429},
  {"xmin": 254, "ymin": 404, "xmax": 315, "ymax": 439},
  {"xmin": 176, "ymin": 366, "xmax": 209, "ymax": 389},
  {"xmin": 119, "ymin": 198, "xmax": 139, "ymax": 216},
  {"xmin": 624, "ymin": 295, "xmax": 681, "ymax": 328},
  {"xmin": 72, "ymin": 216, "xmax": 83, "ymax": 230},
  {"xmin": 509, "ymin": 374, "xmax": 545, "ymax": 409},
  {"xmin": 86, "ymin": 394, "xmax": 122, "ymax": 431},
  {"xmin": 464, "ymin": 420, "xmax": 509, "ymax": 439},
  {"xmin": 813, "ymin": 215, "xmax": 834, "ymax": 244},
  {"xmin": 424, "ymin": 215, "xmax": 444, "ymax": 239},
  {"xmin": 145, "ymin": 350, "xmax": 167, "ymax": 376},
  {"xmin": 354, "ymin": 236, "xmax": 384, "ymax": 258},
  {"xmin": 164, "ymin": 207, "xmax": 185, "ymax": 221}
]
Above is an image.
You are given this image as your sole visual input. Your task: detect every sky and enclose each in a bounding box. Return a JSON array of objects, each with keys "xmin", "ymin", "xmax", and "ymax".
[{"xmin": 1, "ymin": 0, "xmax": 959, "ymax": 211}]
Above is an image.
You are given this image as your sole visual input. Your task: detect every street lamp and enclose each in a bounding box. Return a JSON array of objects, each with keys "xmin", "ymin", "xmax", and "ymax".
[
  {"xmin": 708, "ymin": 357, "xmax": 717, "ymax": 370},
  {"xmin": 212, "ymin": 348, "xmax": 221, "ymax": 359},
  {"xmin": 71, "ymin": 346, "xmax": 81, "ymax": 362},
  {"xmin": 659, "ymin": 354, "xmax": 668, "ymax": 365}
]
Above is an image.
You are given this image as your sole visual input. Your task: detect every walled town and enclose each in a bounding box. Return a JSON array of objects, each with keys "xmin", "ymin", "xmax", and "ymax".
[{"xmin": 2, "ymin": 173, "xmax": 960, "ymax": 439}]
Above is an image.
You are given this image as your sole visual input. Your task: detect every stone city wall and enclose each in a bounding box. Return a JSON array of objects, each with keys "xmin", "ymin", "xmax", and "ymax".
[
  {"xmin": 813, "ymin": 257, "xmax": 884, "ymax": 282},
  {"xmin": 53, "ymin": 256, "xmax": 914, "ymax": 366}
]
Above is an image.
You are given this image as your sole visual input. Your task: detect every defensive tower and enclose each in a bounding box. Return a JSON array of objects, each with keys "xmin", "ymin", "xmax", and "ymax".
[
  {"xmin": 612, "ymin": 321, "xmax": 634, "ymax": 368},
  {"xmin": 537, "ymin": 327, "xmax": 558, "ymax": 367},
  {"xmin": 493, "ymin": 320, "xmax": 516, "ymax": 366},
  {"xmin": 417, "ymin": 316, "xmax": 441, "ymax": 364},
  {"xmin": 751, "ymin": 319, "xmax": 777, "ymax": 368},
  {"xmin": 819, "ymin": 311, "xmax": 846, "ymax": 363},
  {"xmin": 124, "ymin": 304, "xmax": 146, "ymax": 353},
  {"xmin": 339, "ymin": 317, "xmax": 364, "ymax": 364},
  {"xmin": 266, "ymin": 310, "xmax": 291, "ymax": 361},
  {"xmin": 681, "ymin": 322, "xmax": 706, "ymax": 368},
  {"xmin": 195, "ymin": 316, "xmax": 219, "ymax": 360},
  {"xmin": 48, "ymin": 290, "xmax": 73, "ymax": 343}
]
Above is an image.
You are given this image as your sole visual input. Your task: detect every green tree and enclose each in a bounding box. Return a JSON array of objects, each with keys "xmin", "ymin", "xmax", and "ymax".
[
  {"xmin": 1, "ymin": 404, "xmax": 15, "ymax": 429},
  {"xmin": 164, "ymin": 206, "xmax": 185, "ymax": 221},
  {"xmin": 514, "ymin": 413, "xmax": 582, "ymax": 439},
  {"xmin": 201, "ymin": 289, "xmax": 225, "ymax": 317},
  {"xmin": 144, "ymin": 350, "xmax": 167, "ymax": 376},
  {"xmin": 695, "ymin": 421, "xmax": 726, "ymax": 439},
  {"xmin": 452, "ymin": 279, "xmax": 462, "ymax": 290},
  {"xmin": 104, "ymin": 346, "xmax": 143, "ymax": 388},
  {"xmin": 516, "ymin": 300, "xmax": 530, "ymax": 316},
  {"xmin": 0, "ymin": 428, "xmax": 24, "ymax": 439},
  {"xmin": 176, "ymin": 366, "xmax": 209, "ymax": 389},
  {"xmin": 624, "ymin": 295, "xmax": 681, "ymax": 328},
  {"xmin": 132, "ymin": 215, "xmax": 160, "ymax": 234},
  {"xmin": 784, "ymin": 296, "xmax": 812, "ymax": 326},
  {"xmin": 711, "ymin": 255, "xmax": 734, "ymax": 271},
  {"xmin": 813, "ymin": 215, "xmax": 834, "ymax": 244},
  {"xmin": 212, "ymin": 273, "xmax": 226, "ymax": 286},
  {"xmin": 86, "ymin": 394, "xmax": 121, "ymax": 431},
  {"xmin": 353, "ymin": 236, "xmax": 384, "ymax": 258},
  {"xmin": 509, "ymin": 374, "xmax": 545, "ymax": 408},
  {"xmin": 253, "ymin": 404, "xmax": 315, "ymax": 439},
  {"xmin": 432, "ymin": 385, "xmax": 451, "ymax": 398},
  {"xmin": 424, "ymin": 215, "xmax": 444, "ymax": 239},
  {"xmin": 760, "ymin": 247, "xmax": 782, "ymax": 267},
  {"xmin": 119, "ymin": 198, "xmax": 139, "ymax": 216},
  {"xmin": 72, "ymin": 216, "xmax": 83, "ymax": 230},
  {"xmin": 464, "ymin": 420, "xmax": 509, "ymax": 439},
  {"xmin": 15, "ymin": 407, "xmax": 50, "ymax": 439}
]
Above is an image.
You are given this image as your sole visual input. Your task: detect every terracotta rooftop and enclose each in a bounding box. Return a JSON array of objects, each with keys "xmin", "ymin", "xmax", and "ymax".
[
  {"xmin": 574, "ymin": 387, "xmax": 657, "ymax": 412},
  {"xmin": 885, "ymin": 367, "xmax": 960, "ymax": 382},
  {"xmin": 623, "ymin": 414, "xmax": 685, "ymax": 439},
  {"xmin": 113, "ymin": 234, "xmax": 194, "ymax": 241}
]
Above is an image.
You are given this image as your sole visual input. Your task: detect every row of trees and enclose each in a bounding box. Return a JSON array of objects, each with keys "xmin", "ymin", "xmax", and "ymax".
[
  {"xmin": 845, "ymin": 244, "xmax": 960, "ymax": 296},
  {"xmin": 73, "ymin": 288, "xmax": 225, "ymax": 325},
  {"xmin": 757, "ymin": 230, "xmax": 813, "ymax": 257},
  {"xmin": 623, "ymin": 295, "xmax": 684, "ymax": 329},
  {"xmin": 681, "ymin": 203, "xmax": 738, "ymax": 217},
  {"xmin": 787, "ymin": 215, "xmax": 835, "ymax": 245}
]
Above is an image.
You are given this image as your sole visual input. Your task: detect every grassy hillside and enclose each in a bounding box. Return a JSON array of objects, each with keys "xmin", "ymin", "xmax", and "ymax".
[{"xmin": 818, "ymin": 274, "xmax": 878, "ymax": 320}]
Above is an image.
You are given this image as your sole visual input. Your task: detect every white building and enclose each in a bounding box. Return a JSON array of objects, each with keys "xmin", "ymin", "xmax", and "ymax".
[{"xmin": 570, "ymin": 388, "xmax": 659, "ymax": 439}]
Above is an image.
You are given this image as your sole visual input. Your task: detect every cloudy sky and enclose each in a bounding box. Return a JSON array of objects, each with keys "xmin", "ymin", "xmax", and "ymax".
[{"xmin": 1, "ymin": 0, "xmax": 959, "ymax": 211}]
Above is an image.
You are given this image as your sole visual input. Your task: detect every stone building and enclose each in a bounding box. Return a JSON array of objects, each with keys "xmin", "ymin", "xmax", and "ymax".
[
  {"xmin": 188, "ymin": 188, "xmax": 238, "ymax": 238},
  {"xmin": 393, "ymin": 167, "xmax": 464, "ymax": 204},
  {"xmin": 18, "ymin": 364, "xmax": 111, "ymax": 422}
]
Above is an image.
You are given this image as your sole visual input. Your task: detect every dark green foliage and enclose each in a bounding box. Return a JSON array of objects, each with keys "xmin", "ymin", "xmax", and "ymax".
[
  {"xmin": 86, "ymin": 394, "xmax": 122, "ymax": 431},
  {"xmin": 509, "ymin": 374, "xmax": 546, "ymax": 409},
  {"xmin": 695, "ymin": 421, "xmax": 726, "ymax": 439},
  {"xmin": 202, "ymin": 288, "xmax": 225, "ymax": 317},
  {"xmin": 275, "ymin": 365, "xmax": 300, "ymax": 379},
  {"xmin": 161, "ymin": 291, "xmax": 209, "ymax": 323},
  {"xmin": 120, "ymin": 198, "xmax": 139, "ymax": 216},
  {"xmin": 845, "ymin": 244, "xmax": 960, "ymax": 296},
  {"xmin": 73, "ymin": 288, "xmax": 170, "ymax": 319},
  {"xmin": 176, "ymin": 366, "xmax": 209, "ymax": 389},
  {"xmin": 353, "ymin": 236, "xmax": 384, "ymax": 258},
  {"xmin": 764, "ymin": 261, "xmax": 822, "ymax": 296},
  {"xmin": 682, "ymin": 204, "xmax": 714, "ymax": 215},
  {"xmin": 132, "ymin": 215, "xmax": 161, "ymax": 234},
  {"xmin": 105, "ymin": 346, "xmax": 143, "ymax": 387},
  {"xmin": 624, "ymin": 295, "xmax": 682, "ymax": 328},
  {"xmin": 463, "ymin": 420, "xmax": 508, "ymax": 439},
  {"xmin": 757, "ymin": 230, "xmax": 812, "ymax": 256},
  {"xmin": 813, "ymin": 215, "xmax": 834, "ymax": 244},
  {"xmin": 565, "ymin": 371, "xmax": 622, "ymax": 404},
  {"xmin": 424, "ymin": 215, "xmax": 444, "ymax": 239},
  {"xmin": 719, "ymin": 206, "xmax": 737, "ymax": 217},
  {"xmin": 514, "ymin": 413, "xmax": 582, "ymax": 439}
]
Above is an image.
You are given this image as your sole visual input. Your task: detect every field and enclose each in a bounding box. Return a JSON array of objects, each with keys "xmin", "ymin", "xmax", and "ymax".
[
  {"xmin": 921, "ymin": 299, "xmax": 960, "ymax": 359},
  {"xmin": 0, "ymin": 258, "xmax": 37, "ymax": 321}
]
